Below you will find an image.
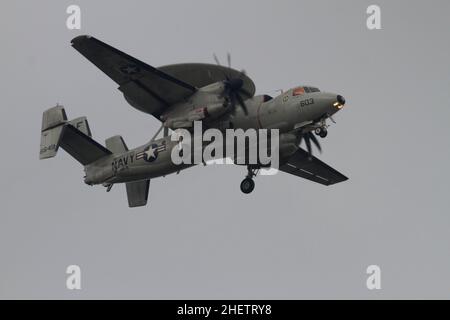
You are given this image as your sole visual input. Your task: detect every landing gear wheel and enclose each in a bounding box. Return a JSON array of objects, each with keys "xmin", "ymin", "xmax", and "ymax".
[
  {"xmin": 319, "ymin": 129, "xmax": 328, "ymax": 138},
  {"xmin": 240, "ymin": 178, "xmax": 255, "ymax": 194},
  {"xmin": 315, "ymin": 127, "xmax": 328, "ymax": 138}
]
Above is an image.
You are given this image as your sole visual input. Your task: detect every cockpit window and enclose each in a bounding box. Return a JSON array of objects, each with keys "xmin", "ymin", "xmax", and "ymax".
[
  {"xmin": 263, "ymin": 94, "xmax": 273, "ymax": 102},
  {"xmin": 293, "ymin": 87, "xmax": 305, "ymax": 96},
  {"xmin": 293, "ymin": 86, "xmax": 320, "ymax": 96}
]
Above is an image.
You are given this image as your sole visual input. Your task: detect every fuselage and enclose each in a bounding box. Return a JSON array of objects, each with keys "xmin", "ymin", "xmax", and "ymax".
[{"xmin": 84, "ymin": 84, "xmax": 345, "ymax": 185}]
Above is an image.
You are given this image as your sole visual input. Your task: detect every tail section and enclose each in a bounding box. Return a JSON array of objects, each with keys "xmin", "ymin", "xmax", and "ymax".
[
  {"xmin": 40, "ymin": 105, "xmax": 67, "ymax": 159},
  {"xmin": 39, "ymin": 105, "xmax": 112, "ymax": 165},
  {"xmin": 105, "ymin": 135, "xmax": 151, "ymax": 207},
  {"xmin": 68, "ymin": 116, "xmax": 92, "ymax": 137},
  {"xmin": 41, "ymin": 105, "xmax": 151, "ymax": 207}
]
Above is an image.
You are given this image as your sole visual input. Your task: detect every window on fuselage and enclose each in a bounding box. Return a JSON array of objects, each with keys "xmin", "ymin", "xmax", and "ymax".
[
  {"xmin": 293, "ymin": 87, "xmax": 305, "ymax": 96},
  {"xmin": 293, "ymin": 86, "xmax": 320, "ymax": 96},
  {"xmin": 263, "ymin": 94, "xmax": 273, "ymax": 102}
]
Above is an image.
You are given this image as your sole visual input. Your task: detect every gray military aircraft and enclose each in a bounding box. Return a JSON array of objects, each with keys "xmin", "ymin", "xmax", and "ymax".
[{"xmin": 39, "ymin": 35, "xmax": 348, "ymax": 207}]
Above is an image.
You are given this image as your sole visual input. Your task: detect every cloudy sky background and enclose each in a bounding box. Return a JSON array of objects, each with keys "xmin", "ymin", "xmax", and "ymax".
[{"xmin": 1, "ymin": 0, "xmax": 450, "ymax": 299}]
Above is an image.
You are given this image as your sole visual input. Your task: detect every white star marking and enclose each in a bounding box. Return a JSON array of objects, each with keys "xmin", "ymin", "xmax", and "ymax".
[
  {"xmin": 144, "ymin": 146, "xmax": 156, "ymax": 159},
  {"xmin": 122, "ymin": 65, "xmax": 139, "ymax": 74}
]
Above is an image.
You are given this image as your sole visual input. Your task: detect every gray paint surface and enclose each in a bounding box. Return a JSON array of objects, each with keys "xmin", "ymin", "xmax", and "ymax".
[{"xmin": 1, "ymin": 0, "xmax": 450, "ymax": 299}]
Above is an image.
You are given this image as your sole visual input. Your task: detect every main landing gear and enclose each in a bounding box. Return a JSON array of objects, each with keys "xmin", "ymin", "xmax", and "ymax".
[{"xmin": 240, "ymin": 166, "xmax": 258, "ymax": 194}]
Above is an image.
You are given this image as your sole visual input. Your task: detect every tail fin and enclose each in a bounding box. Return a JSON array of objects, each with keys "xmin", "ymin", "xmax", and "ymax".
[
  {"xmin": 40, "ymin": 105, "xmax": 67, "ymax": 159},
  {"xmin": 68, "ymin": 116, "xmax": 92, "ymax": 137},
  {"xmin": 104, "ymin": 135, "xmax": 150, "ymax": 207},
  {"xmin": 39, "ymin": 105, "xmax": 112, "ymax": 165},
  {"xmin": 105, "ymin": 135, "xmax": 128, "ymax": 153},
  {"xmin": 126, "ymin": 180, "xmax": 150, "ymax": 207}
]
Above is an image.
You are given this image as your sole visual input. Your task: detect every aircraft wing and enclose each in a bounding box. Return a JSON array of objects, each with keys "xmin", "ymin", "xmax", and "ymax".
[
  {"xmin": 279, "ymin": 148, "xmax": 348, "ymax": 186},
  {"xmin": 71, "ymin": 35, "xmax": 197, "ymax": 118}
]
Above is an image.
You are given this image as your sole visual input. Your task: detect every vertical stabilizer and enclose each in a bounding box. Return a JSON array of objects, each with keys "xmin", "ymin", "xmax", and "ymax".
[
  {"xmin": 105, "ymin": 135, "xmax": 128, "ymax": 154},
  {"xmin": 126, "ymin": 180, "xmax": 150, "ymax": 207},
  {"xmin": 40, "ymin": 105, "xmax": 67, "ymax": 159}
]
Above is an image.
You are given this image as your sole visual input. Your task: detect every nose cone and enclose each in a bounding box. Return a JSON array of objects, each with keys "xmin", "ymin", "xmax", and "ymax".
[{"xmin": 337, "ymin": 95, "xmax": 345, "ymax": 105}]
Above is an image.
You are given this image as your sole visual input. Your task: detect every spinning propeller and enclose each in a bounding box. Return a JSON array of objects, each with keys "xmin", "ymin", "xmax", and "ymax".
[
  {"xmin": 213, "ymin": 53, "xmax": 249, "ymax": 116},
  {"xmin": 298, "ymin": 131, "xmax": 322, "ymax": 159}
]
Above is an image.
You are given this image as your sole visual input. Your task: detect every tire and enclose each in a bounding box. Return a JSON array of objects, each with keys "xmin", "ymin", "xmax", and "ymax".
[
  {"xmin": 240, "ymin": 178, "xmax": 255, "ymax": 194},
  {"xmin": 319, "ymin": 130, "xmax": 328, "ymax": 138}
]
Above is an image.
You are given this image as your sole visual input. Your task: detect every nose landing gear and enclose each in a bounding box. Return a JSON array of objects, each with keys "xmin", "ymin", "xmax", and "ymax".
[
  {"xmin": 240, "ymin": 166, "xmax": 258, "ymax": 194},
  {"xmin": 314, "ymin": 127, "xmax": 328, "ymax": 138},
  {"xmin": 314, "ymin": 117, "xmax": 330, "ymax": 138}
]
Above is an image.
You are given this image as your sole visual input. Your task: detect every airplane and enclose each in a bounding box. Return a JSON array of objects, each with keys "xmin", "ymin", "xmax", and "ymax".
[{"xmin": 39, "ymin": 35, "xmax": 348, "ymax": 207}]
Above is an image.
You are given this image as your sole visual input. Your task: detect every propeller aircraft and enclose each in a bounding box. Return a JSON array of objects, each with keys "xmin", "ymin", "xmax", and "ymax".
[{"xmin": 39, "ymin": 35, "xmax": 348, "ymax": 207}]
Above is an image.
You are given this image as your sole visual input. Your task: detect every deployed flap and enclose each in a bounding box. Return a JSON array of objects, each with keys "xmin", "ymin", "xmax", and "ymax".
[
  {"xmin": 71, "ymin": 35, "xmax": 197, "ymax": 118},
  {"xmin": 126, "ymin": 180, "xmax": 150, "ymax": 207},
  {"xmin": 105, "ymin": 135, "xmax": 128, "ymax": 154},
  {"xmin": 279, "ymin": 148, "xmax": 348, "ymax": 186},
  {"xmin": 59, "ymin": 125, "xmax": 112, "ymax": 165}
]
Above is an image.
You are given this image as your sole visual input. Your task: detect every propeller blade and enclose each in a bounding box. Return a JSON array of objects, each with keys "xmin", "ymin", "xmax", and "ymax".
[
  {"xmin": 214, "ymin": 53, "xmax": 250, "ymax": 115},
  {"xmin": 235, "ymin": 92, "xmax": 249, "ymax": 116},
  {"xmin": 228, "ymin": 92, "xmax": 235, "ymax": 109},
  {"xmin": 304, "ymin": 134, "xmax": 312, "ymax": 157},
  {"xmin": 226, "ymin": 78, "xmax": 244, "ymax": 91},
  {"xmin": 213, "ymin": 53, "xmax": 221, "ymax": 66},
  {"xmin": 239, "ymin": 87, "xmax": 252, "ymax": 99},
  {"xmin": 308, "ymin": 132, "xmax": 322, "ymax": 153}
]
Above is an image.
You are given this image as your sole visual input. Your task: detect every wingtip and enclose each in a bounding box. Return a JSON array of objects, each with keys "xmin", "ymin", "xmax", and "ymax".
[{"xmin": 71, "ymin": 34, "xmax": 93, "ymax": 46}]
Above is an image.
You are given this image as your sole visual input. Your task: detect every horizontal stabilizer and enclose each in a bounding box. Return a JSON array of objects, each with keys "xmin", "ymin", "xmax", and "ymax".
[
  {"xmin": 59, "ymin": 125, "xmax": 112, "ymax": 165},
  {"xmin": 126, "ymin": 180, "xmax": 150, "ymax": 207}
]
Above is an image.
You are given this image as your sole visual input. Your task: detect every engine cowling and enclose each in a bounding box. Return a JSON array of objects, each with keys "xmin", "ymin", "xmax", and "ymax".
[
  {"xmin": 164, "ymin": 103, "xmax": 228, "ymax": 129},
  {"xmin": 279, "ymin": 133, "xmax": 299, "ymax": 160}
]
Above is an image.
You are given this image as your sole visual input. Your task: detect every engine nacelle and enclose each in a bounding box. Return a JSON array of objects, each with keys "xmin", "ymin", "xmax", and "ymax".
[
  {"xmin": 204, "ymin": 103, "xmax": 229, "ymax": 119},
  {"xmin": 279, "ymin": 133, "xmax": 298, "ymax": 160},
  {"xmin": 164, "ymin": 103, "xmax": 228, "ymax": 129}
]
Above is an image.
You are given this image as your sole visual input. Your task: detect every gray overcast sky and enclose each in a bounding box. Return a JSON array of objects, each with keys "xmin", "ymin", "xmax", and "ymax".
[{"xmin": 1, "ymin": 0, "xmax": 450, "ymax": 299}]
